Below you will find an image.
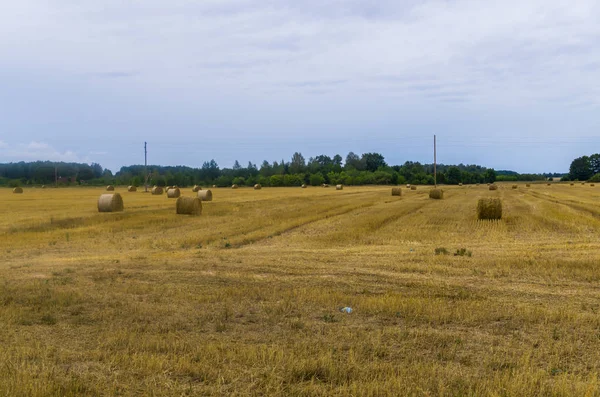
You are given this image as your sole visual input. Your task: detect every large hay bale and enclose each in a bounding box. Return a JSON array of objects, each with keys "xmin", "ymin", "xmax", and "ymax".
[
  {"xmin": 410, "ymin": 186, "xmax": 417, "ymax": 191},
  {"xmin": 232, "ymin": 184, "xmax": 238, "ymax": 189},
  {"xmin": 512, "ymin": 185, "xmax": 517, "ymax": 189},
  {"xmin": 128, "ymin": 186, "xmax": 137, "ymax": 192},
  {"xmin": 391, "ymin": 187, "xmax": 402, "ymax": 196},
  {"xmin": 13, "ymin": 187, "xmax": 23, "ymax": 194},
  {"xmin": 198, "ymin": 189, "xmax": 213, "ymax": 201},
  {"xmin": 254, "ymin": 184, "xmax": 262, "ymax": 190},
  {"xmin": 336, "ymin": 184, "xmax": 343, "ymax": 190},
  {"xmin": 106, "ymin": 185, "xmax": 115, "ymax": 191},
  {"xmin": 167, "ymin": 187, "xmax": 181, "ymax": 198},
  {"xmin": 176, "ymin": 196, "xmax": 202, "ymax": 215},
  {"xmin": 301, "ymin": 184, "xmax": 307, "ymax": 188},
  {"xmin": 477, "ymin": 198, "xmax": 502, "ymax": 220},
  {"xmin": 192, "ymin": 185, "xmax": 202, "ymax": 192},
  {"xmin": 151, "ymin": 186, "xmax": 163, "ymax": 195},
  {"xmin": 489, "ymin": 184, "xmax": 498, "ymax": 191},
  {"xmin": 429, "ymin": 189, "xmax": 443, "ymax": 199},
  {"xmin": 98, "ymin": 193, "xmax": 124, "ymax": 212}
]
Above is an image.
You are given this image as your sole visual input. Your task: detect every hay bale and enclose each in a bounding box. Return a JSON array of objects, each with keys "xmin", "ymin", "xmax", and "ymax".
[
  {"xmin": 176, "ymin": 196, "xmax": 202, "ymax": 215},
  {"xmin": 336, "ymin": 184, "xmax": 343, "ymax": 190},
  {"xmin": 547, "ymin": 183, "xmax": 551, "ymax": 186},
  {"xmin": 591, "ymin": 184, "xmax": 595, "ymax": 187},
  {"xmin": 167, "ymin": 187, "xmax": 181, "ymax": 198},
  {"xmin": 458, "ymin": 183, "xmax": 463, "ymax": 187},
  {"xmin": 526, "ymin": 184, "xmax": 531, "ymax": 187},
  {"xmin": 151, "ymin": 186, "xmax": 163, "ymax": 195},
  {"xmin": 323, "ymin": 184, "xmax": 330, "ymax": 188},
  {"xmin": 254, "ymin": 184, "xmax": 262, "ymax": 190},
  {"xmin": 128, "ymin": 186, "xmax": 137, "ymax": 192},
  {"xmin": 570, "ymin": 183, "xmax": 574, "ymax": 186},
  {"xmin": 232, "ymin": 184, "xmax": 238, "ymax": 189},
  {"xmin": 477, "ymin": 198, "xmax": 502, "ymax": 220},
  {"xmin": 301, "ymin": 184, "xmax": 307, "ymax": 188},
  {"xmin": 512, "ymin": 185, "xmax": 517, "ymax": 189},
  {"xmin": 192, "ymin": 185, "xmax": 202, "ymax": 192},
  {"xmin": 406, "ymin": 184, "xmax": 411, "ymax": 188},
  {"xmin": 212, "ymin": 185, "xmax": 217, "ymax": 188},
  {"xmin": 41, "ymin": 185, "xmax": 46, "ymax": 189},
  {"xmin": 429, "ymin": 189, "xmax": 443, "ymax": 199},
  {"xmin": 582, "ymin": 183, "xmax": 586, "ymax": 185},
  {"xmin": 489, "ymin": 184, "xmax": 498, "ymax": 191},
  {"xmin": 198, "ymin": 189, "xmax": 213, "ymax": 201},
  {"xmin": 106, "ymin": 185, "xmax": 115, "ymax": 191},
  {"xmin": 391, "ymin": 187, "xmax": 402, "ymax": 196},
  {"xmin": 98, "ymin": 193, "xmax": 124, "ymax": 212},
  {"xmin": 12, "ymin": 187, "xmax": 23, "ymax": 194},
  {"xmin": 410, "ymin": 186, "xmax": 417, "ymax": 191}
]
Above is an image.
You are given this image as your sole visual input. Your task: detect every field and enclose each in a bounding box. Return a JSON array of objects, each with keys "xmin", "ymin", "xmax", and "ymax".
[{"xmin": 1, "ymin": 184, "xmax": 600, "ymax": 396}]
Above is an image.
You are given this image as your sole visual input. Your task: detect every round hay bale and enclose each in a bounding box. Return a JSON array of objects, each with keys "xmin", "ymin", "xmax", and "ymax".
[
  {"xmin": 12, "ymin": 187, "xmax": 23, "ymax": 194},
  {"xmin": 106, "ymin": 185, "xmax": 115, "ymax": 191},
  {"xmin": 547, "ymin": 183, "xmax": 551, "ymax": 186},
  {"xmin": 176, "ymin": 196, "xmax": 202, "ymax": 216},
  {"xmin": 391, "ymin": 187, "xmax": 402, "ymax": 196},
  {"xmin": 128, "ymin": 185, "xmax": 137, "ymax": 192},
  {"xmin": 429, "ymin": 189, "xmax": 443, "ymax": 199},
  {"xmin": 406, "ymin": 184, "xmax": 411, "ymax": 188},
  {"xmin": 582, "ymin": 183, "xmax": 586, "ymax": 185},
  {"xmin": 167, "ymin": 188, "xmax": 181, "ymax": 198},
  {"xmin": 512, "ymin": 185, "xmax": 517, "ymax": 189},
  {"xmin": 591, "ymin": 184, "xmax": 595, "ymax": 187},
  {"xmin": 232, "ymin": 184, "xmax": 238, "ymax": 189},
  {"xmin": 254, "ymin": 184, "xmax": 262, "ymax": 190},
  {"xmin": 192, "ymin": 185, "xmax": 202, "ymax": 192},
  {"xmin": 151, "ymin": 186, "xmax": 164, "ymax": 195},
  {"xmin": 489, "ymin": 184, "xmax": 498, "ymax": 191},
  {"xmin": 212, "ymin": 185, "xmax": 217, "ymax": 188},
  {"xmin": 301, "ymin": 184, "xmax": 307, "ymax": 188},
  {"xmin": 41, "ymin": 185, "xmax": 46, "ymax": 189},
  {"xmin": 336, "ymin": 184, "xmax": 343, "ymax": 190},
  {"xmin": 323, "ymin": 184, "xmax": 330, "ymax": 188},
  {"xmin": 526, "ymin": 184, "xmax": 531, "ymax": 187},
  {"xmin": 477, "ymin": 198, "xmax": 502, "ymax": 220},
  {"xmin": 458, "ymin": 183, "xmax": 463, "ymax": 187},
  {"xmin": 98, "ymin": 193, "xmax": 124, "ymax": 212},
  {"xmin": 570, "ymin": 183, "xmax": 574, "ymax": 186},
  {"xmin": 198, "ymin": 189, "xmax": 213, "ymax": 201},
  {"xmin": 410, "ymin": 186, "xmax": 417, "ymax": 191}
]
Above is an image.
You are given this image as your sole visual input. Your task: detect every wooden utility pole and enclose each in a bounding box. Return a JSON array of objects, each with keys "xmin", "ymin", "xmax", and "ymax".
[
  {"xmin": 144, "ymin": 141, "xmax": 148, "ymax": 192},
  {"xmin": 434, "ymin": 135, "xmax": 437, "ymax": 188}
]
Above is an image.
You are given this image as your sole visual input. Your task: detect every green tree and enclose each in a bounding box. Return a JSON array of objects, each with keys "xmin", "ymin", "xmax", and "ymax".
[
  {"xmin": 484, "ymin": 169, "xmax": 497, "ymax": 183},
  {"xmin": 569, "ymin": 156, "xmax": 592, "ymax": 181},
  {"xmin": 362, "ymin": 153, "xmax": 386, "ymax": 172},
  {"xmin": 289, "ymin": 152, "xmax": 306, "ymax": 174},
  {"xmin": 446, "ymin": 166, "xmax": 461, "ymax": 184}
]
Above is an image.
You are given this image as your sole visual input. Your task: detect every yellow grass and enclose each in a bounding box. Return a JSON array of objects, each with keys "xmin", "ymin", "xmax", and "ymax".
[{"xmin": 1, "ymin": 184, "xmax": 600, "ymax": 395}]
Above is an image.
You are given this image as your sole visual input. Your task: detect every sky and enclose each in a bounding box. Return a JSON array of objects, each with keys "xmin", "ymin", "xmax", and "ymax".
[{"xmin": 0, "ymin": 0, "xmax": 599, "ymax": 174}]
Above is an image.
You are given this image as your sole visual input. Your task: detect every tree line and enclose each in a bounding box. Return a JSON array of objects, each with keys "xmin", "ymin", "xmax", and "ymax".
[
  {"xmin": 0, "ymin": 151, "xmax": 561, "ymax": 188},
  {"xmin": 566, "ymin": 153, "xmax": 600, "ymax": 182}
]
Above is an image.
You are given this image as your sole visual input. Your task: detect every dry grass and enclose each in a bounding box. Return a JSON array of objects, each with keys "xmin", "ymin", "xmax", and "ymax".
[{"xmin": 1, "ymin": 184, "xmax": 600, "ymax": 395}]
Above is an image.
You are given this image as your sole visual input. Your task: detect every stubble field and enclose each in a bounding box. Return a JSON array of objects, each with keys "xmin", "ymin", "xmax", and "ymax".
[{"xmin": 1, "ymin": 184, "xmax": 600, "ymax": 396}]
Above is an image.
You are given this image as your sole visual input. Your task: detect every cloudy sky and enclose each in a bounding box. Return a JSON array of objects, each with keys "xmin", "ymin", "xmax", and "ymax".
[{"xmin": 1, "ymin": 0, "xmax": 599, "ymax": 173}]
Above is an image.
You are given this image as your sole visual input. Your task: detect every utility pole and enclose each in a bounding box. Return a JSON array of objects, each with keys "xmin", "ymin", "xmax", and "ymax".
[
  {"xmin": 144, "ymin": 141, "xmax": 148, "ymax": 192},
  {"xmin": 434, "ymin": 135, "xmax": 437, "ymax": 188}
]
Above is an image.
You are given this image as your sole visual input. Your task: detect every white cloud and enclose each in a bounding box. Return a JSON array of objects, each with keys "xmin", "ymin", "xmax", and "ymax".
[{"xmin": 0, "ymin": 141, "xmax": 89, "ymax": 163}]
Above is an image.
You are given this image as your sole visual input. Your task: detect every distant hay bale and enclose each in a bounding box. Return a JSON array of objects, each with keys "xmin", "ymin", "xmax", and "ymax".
[
  {"xmin": 489, "ymin": 184, "xmax": 498, "ymax": 191},
  {"xmin": 547, "ymin": 183, "xmax": 551, "ymax": 186},
  {"xmin": 410, "ymin": 186, "xmax": 417, "ymax": 191},
  {"xmin": 254, "ymin": 184, "xmax": 262, "ymax": 190},
  {"xmin": 167, "ymin": 187, "xmax": 181, "ymax": 198},
  {"xmin": 106, "ymin": 185, "xmax": 115, "ymax": 191},
  {"xmin": 301, "ymin": 184, "xmax": 307, "ymax": 188},
  {"xmin": 512, "ymin": 185, "xmax": 517, "ymax": 189},
  {"xmin": 458, "ymin": 183, "xmax": 463, "ymax": 186},
  {"xmin": 476, "ymin": 183, "xmax": 480, "ymax": 186},
  {"xmin": 151, "ymin": 186, "xmax": 164, "ymax": 195},
  {"xmin": 477, "ymin": 198, "xmax": 502, "ymax": 220},
  {"xmin": 429, "ymin": 189, "xmax": 443, "ymax": 199},
  {"xmin": 232, "ymin": 184, "xmax": 238, "ymax": 189},
  {"xmin": 336, "ymin": 184, "xmax": 343, "ymax": 190},
  {"xmin": 12, "ymin": 187, "xmax": 23, "ymax": 194},
  {"xmin": 192, "ymin": 185, "xmax": 202, "ymax": 192},
  {"xmin": 98, "ymin": 193, "xmax": 124, "ymax": 212},
  {"xmin": 128, "ymin": 186, "xmax": 137, "ymax": 192},
  {"xmin": 591, "ymin": 184, "xmax": 596, "ymax": 187},
  {"xmin": 570, "ymin": 183, "xmax": 574, "ymax": 186},
  {"xmin": 176, "ymin": 196, "xmax": 202, "ymax": 215},
  {"xmin": 391, "ymin": 187, "xmax": 402, "ymax": 196},
  {"xmin": 323, "ymin": 184, "xmax": 330, "ymax": 188},
  {"xmin": 41, "ymin": 185, "xmax": 46, "ymax": 189},
  {"xmin": 526, "ymin": 184, "xmax": 531, "ymax": 187},
  {"xmin": 197, "ymin": 189, "xmax": 213, "ymax": 201},
  {"xmin": 406, "ymin": 184, "xmax": 411, "ymax": 188},
  {"xmin": 212, "ymin": 185, "xmax": 217, "ymax": 188}
]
